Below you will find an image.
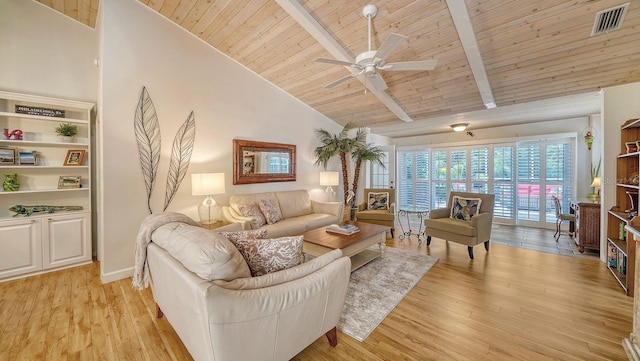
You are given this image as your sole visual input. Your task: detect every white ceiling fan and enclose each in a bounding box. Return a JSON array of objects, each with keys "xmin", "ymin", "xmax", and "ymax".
[{"xmin": 315, "ymin": 4, "xmax": 437, "ymax": 92}]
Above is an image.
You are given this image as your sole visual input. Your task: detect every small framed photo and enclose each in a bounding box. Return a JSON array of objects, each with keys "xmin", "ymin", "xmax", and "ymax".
[
  {"xmin": 58, "ymin": 176, "xmax": 81, "ymax": 189},
  {"xmin": 63, "ymin": 150, "xmax": 85, "ymax": 166},
  {"xmin": 18, "ymin": 151, "xmax": 38, "ymax": 165},
  {"xmin": 0, "ymin": 147, "xmax": 16, "ymax": 165}
]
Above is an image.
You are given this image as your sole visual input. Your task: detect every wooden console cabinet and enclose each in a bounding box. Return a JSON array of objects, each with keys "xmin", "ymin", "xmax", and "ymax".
[{"xmin": 570, "ymin": 199, "xmax": 600, "ymax": 253}]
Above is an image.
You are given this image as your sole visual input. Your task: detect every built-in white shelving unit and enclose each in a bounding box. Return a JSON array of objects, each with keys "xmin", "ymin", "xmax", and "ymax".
[{"xmin": 0, "ymin": 90, "xmax": 94, "ymax": 281}]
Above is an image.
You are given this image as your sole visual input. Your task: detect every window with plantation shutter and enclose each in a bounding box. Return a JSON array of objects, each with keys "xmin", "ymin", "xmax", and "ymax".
[
  {"xmin": 517, "ymin": 144, "xmax": 541, "ymax": 221},
  {"xmin": 494, "ymin": 146, "xmax": 515, "ymax": 219},
  {"xmin": 431, "ymin": 150, "xmax": 447, "ymax": 208},
  {"xmin": 471, "ymin": 147, "xmax": 489, "ymax": 194},
  {"xmin": 450, "ymin": 150, "xmax": 467, "ymax": 192},
  {"xmin": 396, "ymin": 137, "xmax": 573, "ymax": 227},
  {"xmin": 398, "ymin": 149, "xmax": 430, "ymax": 210}
]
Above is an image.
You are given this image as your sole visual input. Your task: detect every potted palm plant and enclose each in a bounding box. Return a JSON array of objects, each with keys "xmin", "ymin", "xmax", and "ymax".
[
  {"xmin": 351, "ymin": 143, "xmax": 386, "ymax": 209},
  {"xmin": 313, "ymin": 123, "xmax": 366, "ymax": 205},
  {"xmin": 55, "ymin": 122, "xmax": 78, "ymax": 143}
]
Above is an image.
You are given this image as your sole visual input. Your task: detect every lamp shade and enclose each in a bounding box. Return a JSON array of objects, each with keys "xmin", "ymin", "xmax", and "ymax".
[
  {"xmin": 320, "ymin": 171, "xmax": 339, "ymax": 186},
  {"xmin": 451, "ymin": 123, "xmax": 469, "ymax": 132},
  {"xmin": 591, "ymin": 177, "xmax": 601, "ymax": 188},
  {"xmin": 191, "ymin": 173, "xmax": 225, "ymax": 195}
]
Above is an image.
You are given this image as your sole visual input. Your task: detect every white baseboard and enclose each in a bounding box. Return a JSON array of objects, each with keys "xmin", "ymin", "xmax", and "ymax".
[{"xmin": 101, "ymin": 266, "xmax": 134, "ymax": 284}]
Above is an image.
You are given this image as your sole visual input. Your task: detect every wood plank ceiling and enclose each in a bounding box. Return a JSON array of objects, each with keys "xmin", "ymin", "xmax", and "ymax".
[{"xmin": 37, "ymin": 0, "xmax": 640, "ymax": 137}]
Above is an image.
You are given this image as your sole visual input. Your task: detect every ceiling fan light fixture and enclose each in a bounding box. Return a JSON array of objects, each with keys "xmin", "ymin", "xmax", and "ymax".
[{"xmin": 451, "ymin": 123, "xmax": 469, "ymax": 132}]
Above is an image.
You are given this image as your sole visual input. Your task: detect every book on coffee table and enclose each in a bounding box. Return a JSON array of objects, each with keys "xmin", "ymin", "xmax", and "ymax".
[{"xmin": 326, "ymin": 223, "xmax": 360, "ymax": 235}]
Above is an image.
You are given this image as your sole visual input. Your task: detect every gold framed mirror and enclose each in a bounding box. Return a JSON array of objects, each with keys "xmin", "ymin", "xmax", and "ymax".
[{"xmin": 233, "ymin": 139, "xmax": 296, "ymax": 184}]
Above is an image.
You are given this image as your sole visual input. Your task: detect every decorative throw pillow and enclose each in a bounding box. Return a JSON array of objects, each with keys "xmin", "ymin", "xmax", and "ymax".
[
  {"xmin": 229, "ymin": 235, "xmax": 304, "ymax": 276},
  {"xmin": 450, "ymin": 196, "xmax": 482, "ymax": 221},
  {"xmin": 258, "ymin": 199, "xmax": 282, "ymax": 224},
  {"xmin": 237, "ymin": 203, "xmax": 266, "ymax": 229},
  {"xmin": 367, "ymin": 192, "xmax": 389, "ymax": 210},
  {"xmin": 218, "ymin": 229, "xmax": 268, "ymax": 243}
]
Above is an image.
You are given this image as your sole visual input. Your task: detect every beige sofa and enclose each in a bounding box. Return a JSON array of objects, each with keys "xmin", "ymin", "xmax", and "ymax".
[
  {"xmin": 147, "ymin": 222, "xmax": 351, "ymax": 361},
  {"xmin": 222, "ymin": 189, "xmax": 343, "ymax": 237}
]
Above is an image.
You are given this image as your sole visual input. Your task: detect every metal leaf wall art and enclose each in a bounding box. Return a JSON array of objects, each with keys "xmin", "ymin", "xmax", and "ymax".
[
  {"xmin": 133, "ymin": 87, "xmax": 196, "ymax": 214},
  {"xmin": 163, "ymin": 111, "xmax": 196, "ymax": 211}
]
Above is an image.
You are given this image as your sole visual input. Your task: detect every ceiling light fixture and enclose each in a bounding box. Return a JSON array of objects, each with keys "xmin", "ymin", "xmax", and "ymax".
[{"xmin": 451, "ymin": 123, "xmax": 469, "ymax": 132}]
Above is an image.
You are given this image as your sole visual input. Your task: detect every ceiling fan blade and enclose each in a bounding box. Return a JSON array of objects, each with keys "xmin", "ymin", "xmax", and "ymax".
[
  {"xmin": 367, "ymin": 73, "xmax": 388, "ymax": 91},
  {"xmin": 382, "ymin": 60, "xmax": 437, "ymax": 71},
  {"xmin": 324, "ymin": 71, "xmax": 363, "ymax": 88},
  {"xmin": 315, "ymin": 57, "xmax": 358, "ymax": 67},
  {"xmin": 374, "ymin": 33, "xmax": 407, "ymax": 62}
]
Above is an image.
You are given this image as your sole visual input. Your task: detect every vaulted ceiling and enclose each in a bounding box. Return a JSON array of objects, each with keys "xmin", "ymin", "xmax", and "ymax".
[{"xmin": 37, "ymin": 0, "xmax": 640, "ymax": 137}]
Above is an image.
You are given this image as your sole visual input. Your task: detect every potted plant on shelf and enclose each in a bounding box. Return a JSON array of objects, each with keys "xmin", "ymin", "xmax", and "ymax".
[{"xmin": 55, "ymin": 122, "xmax": 78, "ymax": 143}]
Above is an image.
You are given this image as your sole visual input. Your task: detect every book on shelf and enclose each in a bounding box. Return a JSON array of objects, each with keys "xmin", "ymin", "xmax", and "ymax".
[{"xmin": 326, "ymin": 223, "xmax": 359, "ymax": 235}]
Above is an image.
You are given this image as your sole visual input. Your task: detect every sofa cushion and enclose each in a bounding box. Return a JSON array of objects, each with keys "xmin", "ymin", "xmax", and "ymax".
[
  {"xmin": 450, "ymin": 196, "xmax": 482, "ymax": 221},
  {"xmin": 356, "ymin": 209, "xmax": 394, "ymax": 221},
  {"xmin": 276, "ymin": 190, "xmax": 313, "ymax": 219},
  {"xmin": 258, "ymin": 199, "xmax": 282, "ymax": 224},
  {"xmin": 230, "ymin": 192, "xmax": 279, "ymax": 217},
  {"xmin": 367, "ymin": 191, "xmax": 390, "ymax": 210},
  {"xmin": 262, "ymin": 219, "xmax": 307, "ymax": 238},
  {"xmin": 151, "ymin": 222, "xmax": 251, "ymax": 281},
  {"xmin": 228, "ymin": 235, "xmax": 304, "ymax": 276},
  {"xmin": 237, "ymin": 203, "xmax": 267, "ymax": 229},
  {"xmin": 425, "ymin": 218, "xmax": 477, "ymax": 237},
  {"xmin": 294, "ymin": 213, "xmax": 337, "ymax": 230}
]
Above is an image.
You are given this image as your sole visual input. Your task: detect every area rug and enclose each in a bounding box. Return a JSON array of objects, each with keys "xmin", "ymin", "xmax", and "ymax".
[{"xmin": 337, "ymin": 247, "xmax": 439, "ymax": 342}]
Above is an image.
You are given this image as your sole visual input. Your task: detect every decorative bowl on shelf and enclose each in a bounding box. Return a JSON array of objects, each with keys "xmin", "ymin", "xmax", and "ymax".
[{"xmin": 626, "ymin": 142, "xmax": 638, "ymax": 153}]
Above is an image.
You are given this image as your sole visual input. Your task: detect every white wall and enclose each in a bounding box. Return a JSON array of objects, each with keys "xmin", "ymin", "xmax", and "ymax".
[
  {"xmin": 0, "ymin": 0, "xmax": 98, "ymax": 102},
  {"xmin": 602, "ymin": 82, "xmax": 640, "ymax": 260},
  {"xmin": 98, "ymin": 0, "xmax": 341, "ymax": 282},
  {"xmin": 392, "ymin": 117, "xmax": 596, "ymax": 198}
]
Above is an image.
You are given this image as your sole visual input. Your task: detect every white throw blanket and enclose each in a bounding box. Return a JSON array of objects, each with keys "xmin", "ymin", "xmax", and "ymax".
[{"xmin": 132, "ymin": 212, "xmax": 200, "ymax": 290}]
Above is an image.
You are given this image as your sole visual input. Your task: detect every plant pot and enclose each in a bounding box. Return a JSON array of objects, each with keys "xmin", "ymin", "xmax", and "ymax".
[
  {"xmin": 3, "ymin": 174, "xmax": 20, "ymax": 191},
  {"xmin": 60, "ymin": 135, "xmax": 75, "ymax": 143}
]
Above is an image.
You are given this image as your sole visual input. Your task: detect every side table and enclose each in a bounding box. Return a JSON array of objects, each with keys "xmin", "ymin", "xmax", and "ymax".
[{"xmin": 397, "ymin": 207, "xmax": 430, "ymax": 243}]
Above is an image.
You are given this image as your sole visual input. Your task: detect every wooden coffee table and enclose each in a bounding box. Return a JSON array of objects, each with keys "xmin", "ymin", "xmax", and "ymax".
[{"xmin": 302, "ymin": 221, "xmax": 389, "ymax": 271}]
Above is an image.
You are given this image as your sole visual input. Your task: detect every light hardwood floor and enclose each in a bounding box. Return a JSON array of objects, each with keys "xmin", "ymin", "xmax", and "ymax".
[{"xmin": 0, "ymin": 229, "xmax": 633, "ymax": 361}]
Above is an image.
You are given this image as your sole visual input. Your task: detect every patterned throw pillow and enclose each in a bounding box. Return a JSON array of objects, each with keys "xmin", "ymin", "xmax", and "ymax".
[
  {"xmin": 367, "ymin": 192, "xmax": 389, "ymax": 210},
  {"xmin": 258, "ymin": 199, "xmax": 282, "ymax": 224},
  {"xmin": 228, "ymin": 235, "xmax": 304, "ymax": 276},
  {"xmin": 450, "ymin": 196, "xmax": 482, "ymax": 221},
  {"xmin": 218, "ymin": 229, "xmax": 268, "ymax": 243},
  {"xmin": 237, "ymin": 203, "xmax": 266, "ymax": 229}
]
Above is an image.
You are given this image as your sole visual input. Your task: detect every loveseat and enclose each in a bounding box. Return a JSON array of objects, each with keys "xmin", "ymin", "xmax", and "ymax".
[
  {"xmin": 222, "ymin": 189, "xmax": 343, "ymax": 237},
  {"xmin": 146, "ymin": 220, "xmax": 351, "ymax": 361}
]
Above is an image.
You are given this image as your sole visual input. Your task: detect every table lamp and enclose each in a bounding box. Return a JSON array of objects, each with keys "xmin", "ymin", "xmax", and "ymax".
[
  {"xmin": 590, "ymin": 176, "xmax": 601, "ymax": 200},
  {"xmin": 320, "ymin": 171, "xmax": 339, "ymax": 201},
  {"xmin": 191, "ymin": 173, "xmax": 225, "ymax": 224}
]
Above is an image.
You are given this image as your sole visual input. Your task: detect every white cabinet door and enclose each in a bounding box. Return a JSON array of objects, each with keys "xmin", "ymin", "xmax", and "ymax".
[
  {"xmin": 42, "ymin": 213, "xmax": 91, "ymax": 269},
  {"xmin": 0, "ymin": 218, "xmax": 42, "ymax": 279}
]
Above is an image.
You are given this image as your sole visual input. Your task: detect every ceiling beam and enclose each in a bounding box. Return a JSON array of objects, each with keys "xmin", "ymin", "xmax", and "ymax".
[
  {"xmin": 446, "ymin": 0, "xmax": 497, "ymax": 109},
  {"xmin": 275, "ymin": 0, "xmax": 413, "ymax": 122}
]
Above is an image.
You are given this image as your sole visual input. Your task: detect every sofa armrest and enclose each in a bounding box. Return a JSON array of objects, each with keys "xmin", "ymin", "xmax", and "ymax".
[
  {"xmin": 221, "ymin": 206, "xmax": 251, "ymax": 230},
  {"xmin": 205, "ymin": 256, "xmax": 350, "ymax": 323},
  {"xmin": 311, "ymin": 200, "xmax": 343, "ymax": 219},
  {"xmin": 429, "ymin": 207, "xmax": 450, "ymax": 219},
  {"xmin": 214, "ymin": 249, "xmax": 346, "ymax": 290},
  {"xmin": 471, "ymin": 212, "xmax": 493, "ymax": 241},
  {"xmin": 358, "ymin": 202, "xmax": 366, "ymax": 211}
]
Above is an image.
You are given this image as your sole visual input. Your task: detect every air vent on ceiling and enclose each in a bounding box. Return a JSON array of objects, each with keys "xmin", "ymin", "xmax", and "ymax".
[{"xmin": 591, "ymin": 3, "xmax": 630, "ymax": 36}]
